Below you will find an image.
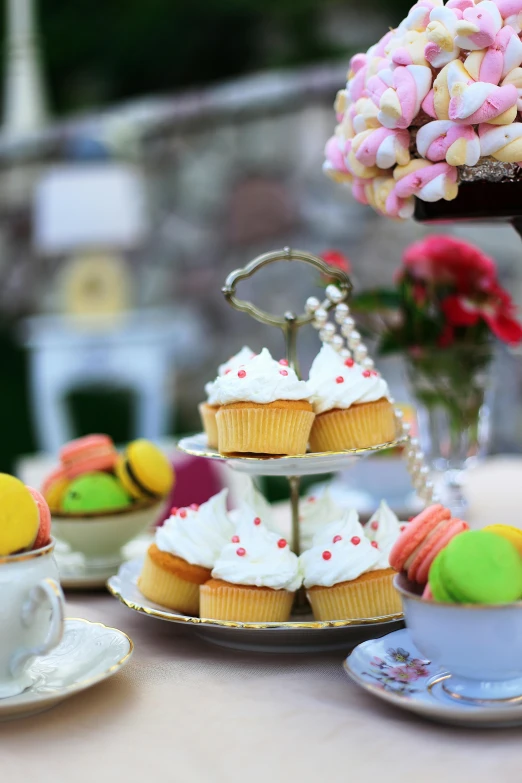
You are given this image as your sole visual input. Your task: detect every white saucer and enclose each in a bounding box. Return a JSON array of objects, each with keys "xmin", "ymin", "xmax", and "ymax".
[
  {"xmin": 108, "ymin": 558, "xmax": 404, "ymax": 654},
  {"xmin": 55, "ymin": 535, "xmax": 153, "ymax": 589},
  {"xmin": 344, "ymin": 628, "xmax": 522, "ymax": 728},
  {"xmin": 0, "ymin": 618, "xmax": 133, "ymax": 721}
]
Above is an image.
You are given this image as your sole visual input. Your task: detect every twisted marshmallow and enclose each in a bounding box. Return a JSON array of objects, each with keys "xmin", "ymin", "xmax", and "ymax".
[
  {"xmin": 432, "ymin": 60, "xmax": 518, "ymax": 124},
  {"xmin": 348, "ymin": 55, "xmax": 388, "ymax": 103},
  {"xmin": 464, "ymin": 26, "xmax": 522, "ymax": 84},
  {"xmin": 351, "ymin": 127, "xmax": 411, "ymax": 170},
  {"xmin": 386, "ymin": 30, "xmax": 430, "ymax": 67},
  {"xmin": 425, "ymin": 6, "xmax": 463, "ymax": 68},
  {"xmin": 392, "ymin": 159, "xmax": 459, "ymax": 202},
  {"xmin": 396, "ymin": 0, "xmax": 443, "ymax": 35},
  {"xmin": 493, "ymin": 0, "xmax": 522, "ymax": 32},
  {"xmin": 455, "ymin": 0, "xmax": 503, "ymax": 50},
  {"xmin": 323, "ymin": 132, "xmax": 352, "ymax": 183},
  {"xmin": 349, "ymin": 97, "xmax": 381, "ymax": 134},
  {"xmin": 367, "ymin": 64, "xmax": 432, "ymax": 129},
  {"xmin": 416, "ymin": 120, "xmax": 481, "ymax": 164},
  {"xmin": 479, "ymin": 121, "xmax": 522, "ymax": 161}
]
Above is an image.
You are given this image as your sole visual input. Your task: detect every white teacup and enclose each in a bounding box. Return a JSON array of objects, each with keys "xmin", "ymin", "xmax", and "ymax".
[
  {"xmin": 0, "ymin": 539, "xmax": 65, "ymax": 698},
  {"xmin": 395, "ymin": 573, "xmax": 522, "ymax": 702}
]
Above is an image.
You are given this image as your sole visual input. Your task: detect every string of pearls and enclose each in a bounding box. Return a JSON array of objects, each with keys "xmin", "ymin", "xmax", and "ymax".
[{"xmin": 305, "ymin": 285, "xmax": 436, "ymax": 505}]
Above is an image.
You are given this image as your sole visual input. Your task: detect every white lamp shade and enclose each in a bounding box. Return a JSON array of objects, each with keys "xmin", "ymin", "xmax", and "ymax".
[{"xmin": 33, "ymin": 164, "xmax": 147, "ymax": 254}]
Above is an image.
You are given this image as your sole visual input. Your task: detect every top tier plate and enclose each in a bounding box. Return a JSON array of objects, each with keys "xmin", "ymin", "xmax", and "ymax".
[{"xmin": 177, "ymin": 432, "xmax": 408, "ymax": 476}]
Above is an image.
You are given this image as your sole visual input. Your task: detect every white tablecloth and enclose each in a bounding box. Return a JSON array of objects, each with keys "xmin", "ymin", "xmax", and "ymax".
[{"xmin": 2, "ymin": 456, "xmax": 522, "ymax": 783}]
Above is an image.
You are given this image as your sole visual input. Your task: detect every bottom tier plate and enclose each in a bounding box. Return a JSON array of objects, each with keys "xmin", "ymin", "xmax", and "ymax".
[{"xmin": 107, "ymin": 559, "xmax": 404, "ymax": 653}]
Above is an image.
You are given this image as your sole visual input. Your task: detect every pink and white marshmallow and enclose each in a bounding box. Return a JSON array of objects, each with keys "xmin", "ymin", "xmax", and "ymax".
[
  {"xmin": 502, "ymin": 66, "xmax": 522, "ymax": 109},
  {"xmin": 349, "ymin": 97, "xmax": 382, "ymax": 134},
  {"xmin": 464, "ymin": 26, "xmax": 522, "ymax": 84},
  {"xmin": 416, "ymin": 120, "xmax": 481, "ymax": 165},
  {"xmin": 367, "ymin": 64, "xmax": 433, "ymax": 129},
  {"xmin": 493, "ymin": 0, "xmax": 522, "ymax": 32},
  {"xmin": 478, "ymin": 121, "xmax": 522, "ymax": 161},
  {"xmin": 351, "ymin": 127, "xmax": 411, "ymax": 170},
  {"xmin": 425, "ymin": 6, "xmax": 463, "ymax": 68},
  {"xmin": 433, "ymin": 60, "xmax": 518, "ymax": 124},
  {"xmin": 387, "ymin": 30, "xmax": 430, "ymax": 67},
  {"xmin": 393, "ymin": 159, "xmax": 459, "ymax": 202},
  {"xmin": 455, "ymin": 1, "xmax": 503, "ymax": 50}
]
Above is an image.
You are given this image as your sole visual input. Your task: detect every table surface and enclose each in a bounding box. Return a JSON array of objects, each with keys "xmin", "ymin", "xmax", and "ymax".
[{"xmin": 3, "ymin": 455, "xmax": 522, "ymax": 783}]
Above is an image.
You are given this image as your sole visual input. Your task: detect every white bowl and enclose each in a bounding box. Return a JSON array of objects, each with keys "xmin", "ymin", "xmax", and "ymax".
[
  {"xmin": 52, "ymin": 501, "xmax": 164, "ymax": 566},
  {"xmin": 394, "ymin": 573, "xmax": 522, "ymax": 702}
]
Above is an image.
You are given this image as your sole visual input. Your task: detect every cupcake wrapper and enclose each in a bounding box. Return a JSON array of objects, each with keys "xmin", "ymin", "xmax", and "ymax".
[
  {"xmin": 199, "ymin": 403, "xmax": 219, "ymax": 449},
  {"xmin": 307, "ymin": 570, "xmax": 401, "ymax": 621},
  {"xmin": 138, "ymin": 551, "xmax": 201, "ymax": 614},
  {"xmin": 200, "ymin": 582, "xmax": 294, "ymax": 622},
  {"xmin": 309, "ymin": 399, "xmax": 397, "ymax": 452},
  {"xmin": 217, "ymin": 406, "xmax": 315, "ymax": 456}
]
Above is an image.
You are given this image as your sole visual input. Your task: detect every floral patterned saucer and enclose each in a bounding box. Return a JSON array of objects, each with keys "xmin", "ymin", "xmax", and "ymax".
[{"xmin": 344, "ymin": 629, "xmax": 522, "ymax": 728}]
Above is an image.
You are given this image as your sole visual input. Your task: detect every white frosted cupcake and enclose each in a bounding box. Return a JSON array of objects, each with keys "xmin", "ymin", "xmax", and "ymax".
[
  {"xmin": 299, "ymin": 490, "xmax": 346, "ymax": 550},
  {"xmin": 364, "ymin": 500, "xmax": 406, "ymax": 566},
  {"xmin": 229, "ymin": 476, "xmax": 277, "ymax": 531},
  {"xmin": 307, "ymin": 345, "xmax": 396, "ymax": 452},
  {"xmin": 300, "ymin": 510, "xmax": 401, "ymax": 620},
  {"xmin": 200, "ymin": 512, "xmax": 302, "ymax": 622},
  {"xmin": 200, "ymin": 346, "xmax": 255, "ymax": 448},
  {"xmin": 139, "ymin": 488, "xmax": 234, "ymax": 614},
  {"xmin": 212, "ymin": 348, "xmax": 315, "ymax": 456}
]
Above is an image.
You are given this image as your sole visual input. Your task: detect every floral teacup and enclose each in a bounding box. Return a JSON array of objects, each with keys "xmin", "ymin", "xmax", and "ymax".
[
  {"xmin": 0, "ymin": 539, "xmax": 65, "ymax": 698},
  {"xmin": 395, "ymin": 573, "xmax": 522, "ymax": 702}
]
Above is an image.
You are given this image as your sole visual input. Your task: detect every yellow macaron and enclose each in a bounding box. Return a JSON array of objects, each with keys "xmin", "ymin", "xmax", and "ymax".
[
  {"xmin": 483, "ymin": 524, "xmax": 522, "ymax": 557},
  {"xmin": 115, "ymin": 439, "xmax": 174, "ymax": 501},
  {"xmin": 0, "ymin": 474, "xmax": 39, "ymax": 556}
]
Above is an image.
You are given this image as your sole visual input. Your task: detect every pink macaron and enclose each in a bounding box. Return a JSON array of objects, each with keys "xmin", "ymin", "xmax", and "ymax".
[
  {"xmin": 390, "ymin": 504, "xmax": 469, "ymax": 585},
  {"xmin": 28, "ymin": 487, "xmax": 52, "ymax": 550},
  {"xmin": 60, "ymin": 434, "xmax": 118, "ymax": 479}
]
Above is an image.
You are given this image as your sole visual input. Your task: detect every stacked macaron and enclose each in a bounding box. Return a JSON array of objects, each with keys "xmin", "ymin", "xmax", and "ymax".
[
  {"xmin": 42, "ymin": 434, "xmax": 174, "ymax": 515},
  {"xmin": 391, "ymin": 507, "xmax": 522, "ymax": 605},
  {"xmin": 0, "ymin": 474, "xmax": 52, "ymax": 556}
]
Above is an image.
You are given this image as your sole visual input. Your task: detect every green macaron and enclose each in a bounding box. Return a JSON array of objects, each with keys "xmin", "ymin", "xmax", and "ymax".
[
  {"xmin": 429, "ymin": 530, "xmax": 522, "ymax": 605},
  {"xmin": 62, "ymin": 472, "xmax": 132, "ymax": 514}
]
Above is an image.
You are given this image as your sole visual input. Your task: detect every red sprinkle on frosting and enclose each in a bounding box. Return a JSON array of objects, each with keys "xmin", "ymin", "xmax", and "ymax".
[
  {"xmin": 333, "ymin": 535, "xmax": 342, "ymax": 543},
  {"xmin": 179, "ymin": 509, "xmax": 187, "ymax": 519},
  {"xmin": 224, "ymin": 368, "xmax": 231, "ymax": 375},
  {"xmin": 190, "ymin": 503, "xmax": 199, "ymax": 511},
  {"xmin": 351, "ymin": 536, "xmax": 361, "ymax": 545},
  {"xmin": 371, "ymin": 541, "xmax": 379, "ymax": 549},
  {"xmin": 322, "ymin": 550, "xmax": 332, "ymax": 561},
  {"xmin": 362, "ymin": 370, "xmax": 372, "ymax": 377},
  {"xmin": 170, "ymin": 507, "xmax": 178, "ymax": 515},
  {"xmin": 336, "ymin": 376, "xmax": 344, "ymax": 384},
  {"xmin": 231, "ymin": 535, "xmax": 240, "ymax": 543},
  {"xmin": 344, "ymin": 358, "xmax": 355, "ymax": 367},
  {"xmin": 370, "ymin": 521, "xmax": 378, "ymax": 530},
  {"xmin": 280, "ymin": 369, "xmax": 288, "ymax": 376},
  {"xmin": 277, "ymin": 538, "xmax": 287, "ymax": 548},
  {"xmin": 279, "ymin": 359, "xmax": 289, "ymax": 366},
  {"xmin": 238, "ymin": 369, "xmax": 247, "ymax": 378},
  {"xmin": 254, "ymin": 517, "xmax": 261, "ymax": 526},
  {"xmin": 236, "ymin": 547, "xmax": 246, "ymax": 556}
]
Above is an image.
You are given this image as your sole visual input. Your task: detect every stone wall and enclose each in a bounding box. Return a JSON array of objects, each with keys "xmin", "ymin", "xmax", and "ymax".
[{"xmin": 0, "ymin": 63, "xmax": 521, "ymax": 448}]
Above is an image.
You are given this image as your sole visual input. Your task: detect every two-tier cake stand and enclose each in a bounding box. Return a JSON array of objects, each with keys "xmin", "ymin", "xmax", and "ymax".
[{"xmin": 108, "ymin": 248, "xmax": 434, "ymax": 653}]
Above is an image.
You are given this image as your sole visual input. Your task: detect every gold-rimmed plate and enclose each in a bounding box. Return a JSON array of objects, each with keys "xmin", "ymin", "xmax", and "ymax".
[
  {"xmin": 108, "ymin": 559, "xmax": 404, "ymax": 653},
  {"xmin": 177, "ymin": 433, "xmax": 408, "ymax": 477},
  {"xmin": 0, "ymin": 619, "xmax": 133, "ymax": 721}
]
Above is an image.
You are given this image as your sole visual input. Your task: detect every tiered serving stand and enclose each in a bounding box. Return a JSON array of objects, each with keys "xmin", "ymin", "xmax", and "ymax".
[{"xmin": 108, "ymin": 248, "xmax": 434, "ymax": 653}]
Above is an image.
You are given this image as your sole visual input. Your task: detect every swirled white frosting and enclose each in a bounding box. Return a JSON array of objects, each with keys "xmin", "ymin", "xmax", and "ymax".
[
  {"xmin": 229, "ymin": 476, "xmax": 277, "ymax": 532},
  {"xmin": 300, "ymin": 514, "xmax": 381, "ymax": 588},
  {"xmin": 299, "ymin": 492, "xmax": 350, "ymax": 550},
  {"xmin": 308, "ymin": 344, "xmax": 390, "ymax": 414},
  {"xmin": 155, "ymin": 488, "xmax": 234, "ymax": 569},
  {"xmin": 211, "ymin": 511, "xmax": 302, "ymax": 591},
  {"xmin": 210, "ymin": 348, "xmax": 311, "ymax": 405},
  {"xmin": 205, "ymin": 346, "xmax": 255, "ymax": 401},
  {"xmin": 310, "ymin": 508, "xmax": 363, "ymax": 548},
  {"xmin": 365, "ymin": 500, "xmax": 401, "ymax": 551}
]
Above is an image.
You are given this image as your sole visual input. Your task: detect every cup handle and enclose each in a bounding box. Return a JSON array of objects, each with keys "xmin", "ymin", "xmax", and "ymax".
[{"xmin": 10, "ymin": 578, "xmax": 66, "ymax": 678}]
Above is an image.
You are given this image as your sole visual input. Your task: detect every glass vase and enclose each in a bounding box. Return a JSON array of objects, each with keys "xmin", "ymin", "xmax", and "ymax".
[{"xmin": 405, "ymin": 346, "xmax": 493, "ymax": 516}]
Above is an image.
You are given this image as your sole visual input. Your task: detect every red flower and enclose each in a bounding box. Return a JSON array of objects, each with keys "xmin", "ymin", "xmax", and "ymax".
[
  {"xmin": 320, "ymin": 249, "xmax": 351, "ymax": 274},
  {"xmin": 437, "ymin": 323, "xmax": 455, "ymax": 348},
  {"xmin": 401, "ymin": 235, "xmax": 496, "ymax": 293},
  {"xmin": 442, "ymin": 282, "xmax": 522, "ymax": 345}
]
